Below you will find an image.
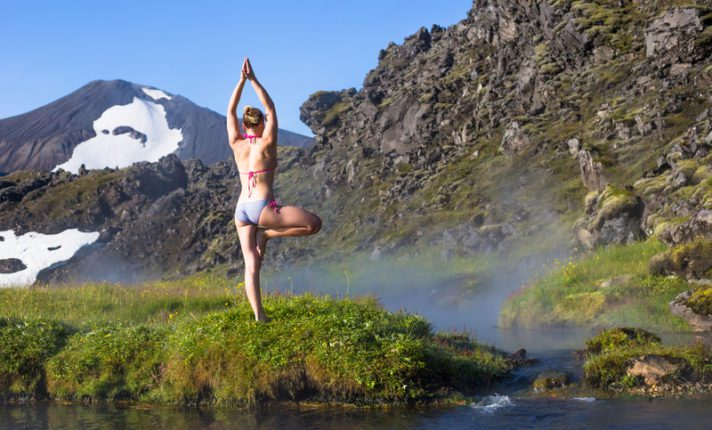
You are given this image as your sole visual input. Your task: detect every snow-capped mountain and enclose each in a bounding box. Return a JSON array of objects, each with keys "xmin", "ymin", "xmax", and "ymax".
[{"xmin": 0, "ymin": 80, "xmax": 314, "ymax": 174}]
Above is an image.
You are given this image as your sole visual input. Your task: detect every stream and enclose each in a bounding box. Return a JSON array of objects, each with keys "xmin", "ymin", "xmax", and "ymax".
[{"xmin": 2, "ymin": 260, "xmax": 712, "ymax": 429}]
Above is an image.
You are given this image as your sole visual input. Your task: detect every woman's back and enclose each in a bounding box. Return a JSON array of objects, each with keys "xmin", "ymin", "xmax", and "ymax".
[{"xmin": 232, "ymin": 135, "xmax": 278, "ymax": 201}]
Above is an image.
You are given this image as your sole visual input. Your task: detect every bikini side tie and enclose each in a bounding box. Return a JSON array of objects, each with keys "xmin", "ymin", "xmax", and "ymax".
[{"xmin": 268, "ymin": 200, "xmax": 280, "ymax": 213}]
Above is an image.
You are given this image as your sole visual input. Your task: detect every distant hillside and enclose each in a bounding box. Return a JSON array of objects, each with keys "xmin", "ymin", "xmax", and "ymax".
[
  {"xmin": 0, "ymin": 80, "xmax": 314, "ymax": 173},
  {"xmin": 2, "ymin": 0, "xmax": 712, "ymax": 285}
]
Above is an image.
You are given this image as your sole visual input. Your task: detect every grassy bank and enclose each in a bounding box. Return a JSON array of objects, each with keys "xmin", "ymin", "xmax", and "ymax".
[
  {"xmin": 0, "ymin": 276, "xmax": 513, "ymax": 405},
  {"xmin": 582, "ymin": 328, "xmax": 712, "ymax": 396},
  {"xmin": 499, "ymin": 238, "xmax": 691, "ymax": 331}
]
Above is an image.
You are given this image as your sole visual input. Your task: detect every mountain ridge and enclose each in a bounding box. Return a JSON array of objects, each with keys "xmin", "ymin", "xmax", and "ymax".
[
  {"xmin": 0, "ymin": 79, "xmax": 314, "ymax": 173},
  {"xmin": 1, "ymin": 0, "xmax": 712, "ymax": 285}
]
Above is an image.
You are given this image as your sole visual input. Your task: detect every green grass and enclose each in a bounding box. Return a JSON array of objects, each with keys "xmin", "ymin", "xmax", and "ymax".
[
  {"xmin": 0, "ymin": 273, "xmax": 238, "ymax": 328},
  {"xmin": 499, "ymin": 238, "xmax": 692, "ymax": 331},
  {"xmin": 0, "ymin": 276, "xmax": 513, "ymax": 405},
  {"xmin": 583, "ymin": 328, "xmax": 712, "ymax": 390},
  {"xmin": 0, "ymin": 318, "xmax": 72, "ymax": 399}
]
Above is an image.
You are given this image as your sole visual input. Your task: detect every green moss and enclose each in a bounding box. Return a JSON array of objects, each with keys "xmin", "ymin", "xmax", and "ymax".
[
  {"xmin": 676, "ymin": 159, "xmax": 701, "ymax": 181},
  {"xmin": 532, "ymin": 371, "xmax": 569, "ymax": 391},
  {"xmin": 583, "ymin": 329, "xmax": 712, "ymax": 390},
  {"xmin": 590, "ymin": 184, "xmax": 641, "ymax": 229},
  {"xmin": 649, "ymin": 238, "xmax": 712, "ymax": 279},
  {"xmin": 686, "ymin": 285, "xmax": 712, "ymax": 316},
  {"xmin": 634, "ymin": 175, "xmax": 669, "ymax": 197},
  {"xmin": 540, "ymin": 62, "xmax": 562, "ymax": 75},
  {"xmin": 322, "ymin": 101, "xmax": 352, "ymax": 127},
  {"xmin": 378, "ymin": 97, "xmax": 394, "ymax": 108},
  {"xmin": 585, "ymin": 327, "xmax": 661, "ymax": 355}
]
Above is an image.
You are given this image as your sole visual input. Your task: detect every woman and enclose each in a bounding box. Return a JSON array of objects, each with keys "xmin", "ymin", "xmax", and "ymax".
[{"xmin": 227, "ymin": 58, "xmax": 322, "ymax": 322}]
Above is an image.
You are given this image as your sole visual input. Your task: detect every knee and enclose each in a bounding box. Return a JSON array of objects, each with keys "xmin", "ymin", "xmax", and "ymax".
[
  {"xmin": 307, "ymin": 216, "xmax": 322, "ymax": 235},
  {"xmin": 244, "ymin": 255, "xmax": 261, "ymax": 273}
]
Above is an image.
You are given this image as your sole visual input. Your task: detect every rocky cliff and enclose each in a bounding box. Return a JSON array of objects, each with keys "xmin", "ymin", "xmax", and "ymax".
[
  {"xmin": 2, "ymin": 0, "xmax": 712, "ymax": 284},
  {"xmin": 296, "ymin": 0, "xmax": 712, "ymax": 259}
]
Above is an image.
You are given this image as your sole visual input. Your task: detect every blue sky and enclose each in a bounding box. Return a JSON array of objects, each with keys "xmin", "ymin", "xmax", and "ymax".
[{"xmin": 1, "ymin": 0, "xmax": 472, "ymax": 136}]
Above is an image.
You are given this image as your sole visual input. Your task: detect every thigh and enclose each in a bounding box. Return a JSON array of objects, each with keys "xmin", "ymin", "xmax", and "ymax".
[{"xmin": 258, "ymin": 204, "xmax": 320, "ymax": 229}]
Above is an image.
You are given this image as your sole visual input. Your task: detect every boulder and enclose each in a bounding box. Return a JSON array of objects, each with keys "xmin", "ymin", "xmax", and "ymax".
[
  {"xmin": 500, "ymin": 122, "xmax": 531, "ymax": 156},
  {"xmin": 649, "ymin": 238, "xmax": 712, "ymax": 279},
  {"xmin": 669, "ymin": 291, "xmax": 712, "ymax": 332},
  {"xmin": 574, "ymin": 185, "xmax": 645, "ymax": 250},
  {"xmin": 626, "ymin": 355, "xmax": 688, "ymax": 386},
  {"xmin": 668, "ymin": 210, "xmax": 712, "ymax": 244},
  {"xmin": 578, "ymin": 149, "xmax": 606, "ymax": 192},
  {"xmin": 533, "ymin": 371, "xmax": 569, "ymax": 392},
  {"xmin": 567, "ymin": 138, "xmax": 581, "ymax": 157},
  {"xmin": 645, "ymin": 8, "xmax": 702, "ymax": 59}
]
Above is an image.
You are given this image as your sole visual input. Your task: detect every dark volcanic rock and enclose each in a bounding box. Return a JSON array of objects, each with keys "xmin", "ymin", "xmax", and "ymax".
[
  {"xmin": 0, "ymin": 153, "xmax": 254, "ymax": 282},
  {"xmin": 0, "ymin": 258, "xmax": 26, "ymax": 274}
]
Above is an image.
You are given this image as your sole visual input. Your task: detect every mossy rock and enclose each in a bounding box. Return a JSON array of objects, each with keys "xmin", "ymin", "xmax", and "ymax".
[
  {"xmin": 532, "ymin": 371, "xmax": 569, "ymax": 392},
  {"xmin": 585, "ymin": 327, "xmax": 661, "ymax": 355},
  {"xmin": 591, "ymin": 184, "xmax": 644, "ymax": 230},
  {"xmin": 583, "ymin": 326, "xmax": 711, "ymax": 391},
  {"xmin": 649, "ymin": 238, "xmax": 712, "ymax": 279},
  {"xmin": 323, "ymin": 101, "xmax": 352, "ymax": 127},
  {"xmin": 634, "ymin": 175, "xmax": 669, "ymax": 197},
  {"xmin": 686, "ymin": 285, "xmax": 712, "ymax": 316}
]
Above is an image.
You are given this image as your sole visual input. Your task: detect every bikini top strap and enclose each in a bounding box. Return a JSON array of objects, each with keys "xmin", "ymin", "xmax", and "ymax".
[{"xmin": 240, "ymin": 163, "xmax": 278, "ymax": 197}]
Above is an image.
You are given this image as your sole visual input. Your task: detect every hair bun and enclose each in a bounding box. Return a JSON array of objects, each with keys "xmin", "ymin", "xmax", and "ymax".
[{"xmin": 242, "ymin": 105, "xmax": 264, "ymax": 128}]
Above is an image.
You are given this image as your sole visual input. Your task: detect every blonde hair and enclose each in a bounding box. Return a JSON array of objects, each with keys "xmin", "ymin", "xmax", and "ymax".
[{"xmin": 243, "ymin": 105, "xmax": 264, "ymax": 129}]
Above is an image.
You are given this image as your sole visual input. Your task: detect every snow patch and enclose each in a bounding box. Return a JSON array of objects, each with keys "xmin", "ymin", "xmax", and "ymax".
[
  {"xmin": 0, "ymin": 229, "xmax": 100, "ymax": 287},
  {"xmin": 142, "ymin": 87, "xmax": 172, "ymax": 100},
  {"xmin": 53, "ymin": 97, "xmax": 183, "ymax": 173}
]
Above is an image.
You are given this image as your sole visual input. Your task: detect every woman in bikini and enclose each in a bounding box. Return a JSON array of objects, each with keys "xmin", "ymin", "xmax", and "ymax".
[{"xmin": 227, "ymin": 58, "xmax": 322, "ymax": 322}]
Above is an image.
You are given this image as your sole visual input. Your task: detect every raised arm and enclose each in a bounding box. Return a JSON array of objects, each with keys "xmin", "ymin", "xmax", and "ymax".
[
  {"xmin": 226, "ymin": 66, "xmax": 247, "ymax": 145},
  {"xmin": 244, "ymin": 58, "xmax": 278, "ymax": 143}
]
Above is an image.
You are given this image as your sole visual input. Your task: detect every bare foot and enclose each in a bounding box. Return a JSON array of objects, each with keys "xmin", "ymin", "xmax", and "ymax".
[
  {"xmin": 255, "ymin": 228, "xmax": 269, "ymax": 260},
  {"xmin": 256, "ymin": 314, "xmax": 272, "ymax": 323}
]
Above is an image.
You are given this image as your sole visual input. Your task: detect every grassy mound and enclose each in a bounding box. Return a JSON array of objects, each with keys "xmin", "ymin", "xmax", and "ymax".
[
  {"xmin": 584, "ymin": 327, "xmax": 661, "ymax": 355},
  {"xmin": 583, "ymin": 328, "xmax": 712, "ymax": 392},
  {"xmin": 0, "ymin": 318, "xmax": 72, "ymax": 399},
  {"xmin": 0, "ymin": 278, "xmax": 513, "ymax": 405},
  {"xmin": 499, "ymin": 238, "xmax": 691, "ymax": 331}
]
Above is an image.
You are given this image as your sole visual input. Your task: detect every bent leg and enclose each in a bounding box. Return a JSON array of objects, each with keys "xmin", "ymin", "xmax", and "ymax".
[
  {"xmin": 258, "ymin": 205, "xmax": 322, "ymax": 239},
  {"xmin": 235, "ymin": 221, "xmax": 269, "ymax": 322}
]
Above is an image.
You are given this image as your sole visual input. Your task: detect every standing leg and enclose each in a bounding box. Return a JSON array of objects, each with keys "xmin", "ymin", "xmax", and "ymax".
[{"xmin": 236, "ymin": 221, "xmax": 270, "ymax": 322}]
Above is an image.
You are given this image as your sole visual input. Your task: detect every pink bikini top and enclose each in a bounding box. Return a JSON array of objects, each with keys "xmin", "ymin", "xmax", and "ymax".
[{"xmin": 240, "ymin": 134, "xmax": 277, "ymax": 197}]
